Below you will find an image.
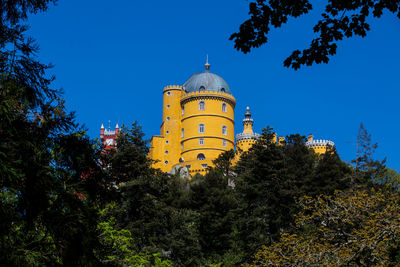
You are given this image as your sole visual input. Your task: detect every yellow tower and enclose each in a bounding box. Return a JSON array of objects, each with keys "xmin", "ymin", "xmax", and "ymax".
[
  {"xmin": 305, "ymin": 134, "xmax": 335, "ymax": 155},
  {"xmin": 149, "ymin": 61, "xmax": 235, "ymax": 175},
  {"xmin": 235, "ymin": 107, "xmax": 260, "ymax": 153}
]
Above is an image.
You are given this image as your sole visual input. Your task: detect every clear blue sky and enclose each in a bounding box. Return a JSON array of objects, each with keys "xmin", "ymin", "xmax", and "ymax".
[{"xmin": 27, "ymin": 0, "xmax": 400, "ymax": 170}]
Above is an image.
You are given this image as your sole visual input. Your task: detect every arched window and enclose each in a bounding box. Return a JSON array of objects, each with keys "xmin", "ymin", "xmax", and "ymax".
[
  {"xmin": 199, "ymin": 123, "xmax": 205, "ymax": 133},
  {"xmin": 222, "ymin": 103, "xmax": 227, "ymax": 112},
  {"xmin": 223, "ymin": 140, "xmax": 227, "ymax": 147},
  {"xmin": 181, "ymin": 128, "xmax": 184, "ymax": 138},
  {"xmin": 222, "ymin": 125, "xmax": 227, "ymax": 135},
  {"xmin": 179, "ymin": 157, "xmax": 184, "ymax": 163},
  {"xmin": 182, "ymin": 105, "xmax": 185, "ymax": 115},
  {"xmin": 197, "ymin": 153, "xmax": 205, "ymax": 160},
  {"xmin": 221, "ymin": 88, "xmax": 225, "ymax": 92},
  {"xmin": 199, "ymin": 86, "xmax": 205, "ymax": 92},
  {"xmin": 199, "ymin": 101, "xmax": 205, "ymax": 111}
]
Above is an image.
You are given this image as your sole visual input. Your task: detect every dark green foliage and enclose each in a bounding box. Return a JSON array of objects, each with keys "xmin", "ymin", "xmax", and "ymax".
[
  {"xmin": 231, "ymin": 0, "xmax": 400, "ymax": 69},
  {"xmin": 187, "ymin": 169, "xmax": 237, "ymax": 260}
]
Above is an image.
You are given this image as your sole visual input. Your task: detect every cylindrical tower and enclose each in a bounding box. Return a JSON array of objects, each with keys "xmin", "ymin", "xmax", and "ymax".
[
  {"xmin": 179, "ymin": 63, "xmax": 235, "ymax": 173},
  {"xmin": 160, "ymin": 85, "xmax": 184, "ymax": 170}
]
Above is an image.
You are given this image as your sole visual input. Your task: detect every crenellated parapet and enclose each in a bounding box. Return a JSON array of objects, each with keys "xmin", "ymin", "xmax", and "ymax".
[
  {"xmin": 306, "ymin": 139, "xmax": 335, "ymax": 148},
  {"xmin": 163, "ymin": 85, "xmax": 183, "ymax": 92},
  {"xmin": 236, "ymin": 132, "xmax": 260, "ymax": 142},
  {"xmin": 180, "ymin": 90, "xmax": 236, "ymax": 107}
]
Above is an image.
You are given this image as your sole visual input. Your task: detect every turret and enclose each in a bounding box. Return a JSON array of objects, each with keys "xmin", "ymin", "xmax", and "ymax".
[
  {"xmin": 100, "ymin": 124, "xmax": 105, "ymax": 139},
  {"xmin": 242, "ymin": 106, "xmax": 254, "ymax": 135}
]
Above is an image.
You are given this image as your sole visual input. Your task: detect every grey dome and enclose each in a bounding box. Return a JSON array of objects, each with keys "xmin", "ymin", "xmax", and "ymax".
[{"xmin": 183, "ymin": 71, "xmax": 231, "ymax": 94}]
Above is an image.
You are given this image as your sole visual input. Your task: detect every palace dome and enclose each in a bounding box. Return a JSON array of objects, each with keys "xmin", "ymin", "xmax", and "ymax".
[{"xmin": 183, "ymin": 62, "xmax": 231, "ymax": 94}]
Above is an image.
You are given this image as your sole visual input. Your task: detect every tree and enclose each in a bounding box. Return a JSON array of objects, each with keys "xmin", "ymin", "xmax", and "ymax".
[
  {"xmin": 186, "ymin": 169, "xmax": 237, "ymax": 262},
  {"xmin": 0, "ymin": 1, "xmax": 114, "ymax": 265},
  {"xmin": 352, "ymin": 123, "xmax": 385, "ymax": 185},
  {"xmin": 231, "ymin": 0, "xmax": 400, "ymax": 69},
  {"xmin": 250, "ymin": 188, "xmax": 400, "ymax": 266}
]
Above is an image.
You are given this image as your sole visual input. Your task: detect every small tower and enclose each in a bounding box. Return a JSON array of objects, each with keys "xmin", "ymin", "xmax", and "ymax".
[
  {"xmin": 236, "ymin": 107, "xmax": 260, "ymax": 153},
  {"xmin": 305, "ymin": 134, "xmax": 335, "ymax": 155},
  {"xmin": 100, "ymin": 121, "xmax": 119, "ymax": 149}
]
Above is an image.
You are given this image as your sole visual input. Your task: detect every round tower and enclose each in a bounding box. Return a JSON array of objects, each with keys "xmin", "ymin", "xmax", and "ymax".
[
  {"xmin": 159, "ymin": 85, "xmax": 184, "ymax": 169},
  {"xmin": 179, "ymin": 62, "xmax": 235, "ymax": 173},
  {"xmin": 236, "ymin": 107, "xmax": 260, "ymax": 152}
]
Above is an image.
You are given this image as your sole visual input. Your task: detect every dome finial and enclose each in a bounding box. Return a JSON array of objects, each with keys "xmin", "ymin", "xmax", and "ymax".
[{"xmin": 205, "ymin": 54, "xmax": 210, "ymax": 71}]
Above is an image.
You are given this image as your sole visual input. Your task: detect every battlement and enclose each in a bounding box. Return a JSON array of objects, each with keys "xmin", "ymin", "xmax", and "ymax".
[
  {"xmin": 180, "ymin": 90, "xmax": 236, "ymax": 105},
  {"xmin": 305, "ymin": 139, "xmax": 335, "ymax": 148},
  {"xmin": 104, "ymin": 130, "xmax": 116, "ymax": 136},
  {"xmin": 236, "ymin": 132, "xmax": 260, "ymax": 142},
  {"xmin": 163, "ymin": 85, "xmax": 183, "ymax": 92}
]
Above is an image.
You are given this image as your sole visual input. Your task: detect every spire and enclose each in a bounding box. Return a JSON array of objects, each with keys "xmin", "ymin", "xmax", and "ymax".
[
  {"xmin": 245, "ymin": 106, "xmax": 251, "ymax": 119},
  {"xmin": 242, "ymin": 106, "xmax": 254, "ymax": 134},
  {"xmin": 101, "ymin": 123, "xmax": 104, "ymax": 129},
  {"xmin": 108, "ymin": 120, "xmax": 111, "ymax": 131},
  {"xmin": 205, "ymin": 54, "xmax": 210, "ymax": 71},
  {"xmin": 115, "ymin": 123, "xmax": 119, "ymax": 129}
]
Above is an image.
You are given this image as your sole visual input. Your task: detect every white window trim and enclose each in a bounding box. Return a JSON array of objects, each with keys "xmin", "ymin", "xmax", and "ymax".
[{"xmin": 199, "ymin": 124, "xmax": 205, "ymax": 133}]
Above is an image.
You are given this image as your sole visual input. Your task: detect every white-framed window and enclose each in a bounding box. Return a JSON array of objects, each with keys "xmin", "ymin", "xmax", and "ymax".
[
  {"xmin": 199, "ymin": 86, "xmax": 205, "ymax": 92},
  {"xmin": 165, "ymin": 160, "xmax": 168, "ymax": 165},
  {"xmin": 223, "ymin": 140, "xmax": 227, "ymax": 147},
  {"xmin": 167, "ymin": 91, "xmax": 171, "ymax": 96},
  {"xmin": 165, "ymin": 151, "xmax": 168, "ymax": 155},
  {"xmin": 166, "ymin": 140, "xmax": 169, "ymax": 144},
  {"xmin": 222, "ymin": 125, "xmax": 227, "ymax": 135},
  {"xmin": 166, "ymin": 130, "xmax": 169, "ymax": 134},
  {"xmin": 186, "ymin": 165, "xmax": 191, "ymax": 169},
  {"xmin": 199, "ymin": 123, "xmax": 205, "ymax": 133},
  {"xmin": 167, "ymin": 104, "xmax": 170, "ymax": 109},
  {"xmin": 222, "ymin": 103, "xmax": 227, "ymax": 112},
  {"xmin": 182, "ymin": 105, "xmax": 185, "ymax": 115},
  {"xmin": 181, "ymin": 128, "xmax": 184, "ymax": 138},
  {"xmin": 199, "ymin": 138, "xmax": 204, "ymax": 145},
  {"xmin": 201, "ymin": 164, "xmax": 208, "ymax": 168},
  {"xmin": 166, "ymin": 116, "xmax": 170, "ymax": 121},
  {"xmin": 199, "ymin": 101, "xmax": 205, "ymax": 111},
  {"xmin": 222, "ymin": 103, "xmax": 228, "ymax": 112},
  {"xmin": 197, "ymin": 153, "xmax": 205, "ymax": 160}
]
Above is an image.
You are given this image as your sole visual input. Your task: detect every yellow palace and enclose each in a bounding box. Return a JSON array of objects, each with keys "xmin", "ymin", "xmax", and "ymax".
[{"xmin": 149, "ymin": 61, "xmax": 334, "ymax": 175}]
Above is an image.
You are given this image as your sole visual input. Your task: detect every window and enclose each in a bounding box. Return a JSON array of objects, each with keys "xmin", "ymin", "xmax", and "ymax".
[
  {"xmin": 166, "ymin": 140, "xmax": 169, "ymax": 144},
  {"xmin": 181, "ymin": 128, "xmax": 184, "ymax": 138},
  {"xmin": 197, "ymin": 153, "xmax": 205, "ymax": 160},
  {"xmin": 223, "ymin": 140, "xmax": 227, "ymax": 147},
  {"xmin": 179, "ymin": 157, "xmax": 184, "ymax": 163},
  {"xmin": 164, "ymin": 160, "xmax": 168, "ymax": 165},
  {"xmin": 199, "ymin": 86, "xmax": 205, "ymax": 92},
  {"xmin": 182, "ymin": 105, "xmax": 185, "ymax": 115},
  {"xmin": 222, "ymin": 125, "xmax": 227, "ymax": 135},
  {"xmin": 199, "ymin": 101, "xmax": 205, "ymax": 111},
  {"xmin": 199, "ymin": 124, "xmax": 205, "ymax": 133},
  {"xmin": 221, "ymin": 88, "xmax": 225, "ymax": 92},
  {"xmin": 165, "ymin": 151, "xmax": 168, "ymax": 155},
  {"xmin": 167, "ymin": 92, "xmax": 171, "ymax": 96},
  {"xmin": 186, "ymin": 165, "xmax": 191, "ymax": 169},
  {"xmin": 201, "ymin": 164, "xmax": 208, "ymax": 168},
  {"xmin": 181, "ymin": 143, "xmax": 183, "ymax": 150},
  {"xmin": 222, "ymin": 103, "xmax": 227, "ymax": 112},
  {"xmin": 167, "ymin": 104, "xmax": 170, "ymax": 108},
  {"xmin": 199, "ymin": 138, "xmax": 204, "ymax": 145},
  {"xmin": 166, "ymin": 116, "xmax": 170, "ymax": 121},
  {"xmin": 166, "ymin": 130, "xmax": 169, "ymax": 134}
]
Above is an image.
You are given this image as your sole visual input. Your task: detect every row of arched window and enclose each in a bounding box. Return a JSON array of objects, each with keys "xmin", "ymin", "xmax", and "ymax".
[
  {"xmin": 181, "ymin": 102, "xmax": 228, "ymax": 114},
  {"xmin": 181, "ymin": 125, "xmax": 227, "ymax": 137},
  {"xmin": 198, "ymin": 101, "xmax": 227, "ymax": 112},
  {"xmin": 198, "ymin": 87, "xmax": 226, "ymax": 93}
]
